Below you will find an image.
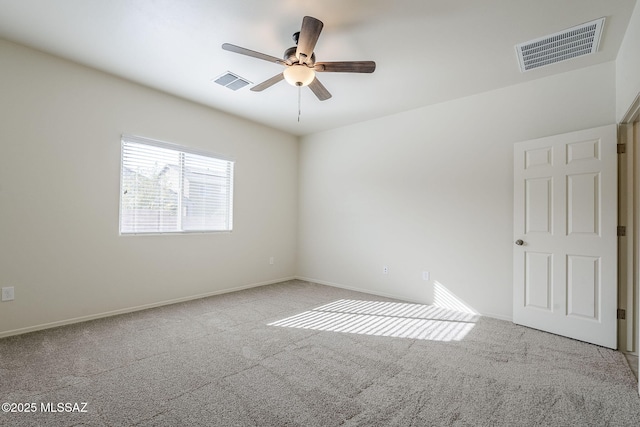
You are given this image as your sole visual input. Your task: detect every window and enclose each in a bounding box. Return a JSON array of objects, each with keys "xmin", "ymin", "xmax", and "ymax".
[{"xmin": 120, "ymin": 135, "xmax": 234, "ymax": 234}]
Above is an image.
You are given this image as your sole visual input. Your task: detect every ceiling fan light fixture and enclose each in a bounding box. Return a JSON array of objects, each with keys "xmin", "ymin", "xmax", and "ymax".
[
  {"xmin": 283, "ymin": 64, "xmax": 315, "ymax": 87},
  {"xmin": 222, "ymin": 15, "xmax": 374, "ymax": 101}
]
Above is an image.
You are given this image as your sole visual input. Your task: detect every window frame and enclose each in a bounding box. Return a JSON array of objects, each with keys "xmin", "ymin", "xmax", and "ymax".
[{"xmin": 119, "ymin": 134, "xmax": 234, "ymax": 235}]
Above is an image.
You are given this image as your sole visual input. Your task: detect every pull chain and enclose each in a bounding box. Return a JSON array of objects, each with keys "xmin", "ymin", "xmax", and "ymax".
[{"xmin": 297, "ymin": 84, "xmax": 301, "ymax": 123}]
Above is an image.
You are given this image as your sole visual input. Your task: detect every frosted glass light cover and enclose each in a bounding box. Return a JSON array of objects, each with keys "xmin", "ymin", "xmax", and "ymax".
[{"xmin": 283, "ymin": 64, "xmax": 315, "ymax": 86}]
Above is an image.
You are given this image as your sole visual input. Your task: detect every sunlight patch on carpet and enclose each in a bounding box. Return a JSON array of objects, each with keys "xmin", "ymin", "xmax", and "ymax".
[{"xmin": 268, "ymin": 299, "xmax": 479, "ymax": 341}]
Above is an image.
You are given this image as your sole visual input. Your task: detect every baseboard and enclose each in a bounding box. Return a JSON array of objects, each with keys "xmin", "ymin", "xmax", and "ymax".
[
  {"xmin": 476, "ymin": 311, "xmax": 512, "ymax": 322},
  {"xmin": 295, "ymin": 276, "xmax": 513, "ymax": 323},
  {"xmin": 0, "ymin": 276, "xmax": 296, "ymax": 339},
  {"xmin": 296, "ymin": 276, "xmax": 422, "ymax": 303}
]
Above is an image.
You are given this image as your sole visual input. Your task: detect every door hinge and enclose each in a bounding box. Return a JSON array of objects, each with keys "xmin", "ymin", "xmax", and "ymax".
[
  {"xmin": 617, "ymin": 308, "xmax": 626, "ymax": 320},
  {"xmin": 618, "ymin": 225, "xmax": 626, "ymax": 237},
  {"xmin": 617, "ymin": 143, "xmax": 626, "ymax": 154}
]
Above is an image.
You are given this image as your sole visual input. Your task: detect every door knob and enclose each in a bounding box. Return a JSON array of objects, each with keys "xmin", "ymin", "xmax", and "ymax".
[{"xmin": 515, "ymin": 239, "xmax": 524, "ymax": 246}]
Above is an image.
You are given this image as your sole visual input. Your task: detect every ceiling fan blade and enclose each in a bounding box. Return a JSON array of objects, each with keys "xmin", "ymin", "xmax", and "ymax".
[
  {"xmin": 296, "ymin": 16, "xmax": 323, "ymax": 64},
  {"xmin": 222, "ymin": 43, "xmax": 284, "ymax": 65},
  {"xmin": 315, "ymin": 61, "xmax": 376, "ymax": 73},
  {"xmin": 251, "ymin": 73, "xmax": 285, "ymax": 92},
  {"xmin": 308, "ymin": 77, "xmax": 332, "ymax": 101}
]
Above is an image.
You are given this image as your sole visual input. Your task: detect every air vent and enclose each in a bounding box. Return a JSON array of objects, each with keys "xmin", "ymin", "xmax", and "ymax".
[
  {"xmin": 213, "ymin": 72, "xmax": 251, "ymax": 91},
  {"xmin": 515, "ymin": 17, "xmax": 605, "ymax": 72}
]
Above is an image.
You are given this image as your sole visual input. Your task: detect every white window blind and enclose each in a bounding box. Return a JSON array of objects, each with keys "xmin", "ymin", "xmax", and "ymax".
[{"xmin": 120, "ymin": 135, "xmax": 234, "ymax": 234}]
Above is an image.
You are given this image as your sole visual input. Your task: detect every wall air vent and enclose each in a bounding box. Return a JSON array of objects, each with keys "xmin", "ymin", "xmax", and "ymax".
[
  {"xmin": 515, "ymin": 17, "xmax": 605, "ymax": 72},
  {"xmin": 213, "ymin": 72, "xmax": 251, "ymax": 91}
]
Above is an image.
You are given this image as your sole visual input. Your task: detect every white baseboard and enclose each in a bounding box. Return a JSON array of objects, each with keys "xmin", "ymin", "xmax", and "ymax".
[
  {"xmin": 295, "ymin": 276, "xmax": 513, "ymax": 323},
  {"xmin": 0, "ymin": 276, "xmax": 296, "ymax": 339},
  {"xmin": 296, "ymin": 276, "xmax": 421, "ymax": 303}
]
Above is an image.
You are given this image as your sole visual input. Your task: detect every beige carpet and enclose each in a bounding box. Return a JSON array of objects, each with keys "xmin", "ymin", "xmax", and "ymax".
[{"xmin": 1, "ymin": 280, "xmax": 639, "ymax": 426}]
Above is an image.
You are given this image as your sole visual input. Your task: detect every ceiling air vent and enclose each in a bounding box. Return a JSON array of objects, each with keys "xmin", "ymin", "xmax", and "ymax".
[
  {"xmin": 213, "ymin": 72, "xmax": 251, "ymax": 91},
  {"xmin": 515, "ymin": 17, "xmax": 605, "ymax": 72}
]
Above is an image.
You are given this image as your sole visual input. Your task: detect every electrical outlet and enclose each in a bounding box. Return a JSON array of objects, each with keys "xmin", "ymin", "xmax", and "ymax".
[
  {"xmin": 1, "ymin": 286, "xmax": 15, "ymax": 302},
  {"xmin": 383, "ymin": 266, "xmax": 389, "ymax": 274}
]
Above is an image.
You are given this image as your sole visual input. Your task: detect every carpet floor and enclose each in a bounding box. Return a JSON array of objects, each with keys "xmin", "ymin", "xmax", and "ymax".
[{"xmin": 1, "ymin": 280, "xmax": 639, "ymax": 426}]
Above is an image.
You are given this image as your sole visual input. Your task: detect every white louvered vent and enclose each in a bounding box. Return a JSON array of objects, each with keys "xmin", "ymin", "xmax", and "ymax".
[
  {"xmin": 516, "ymin": 18, "xmax": 605, "ymax": 72},
  {"xmin": 213, "ymin": 72, "xmax": 251, "ymax": 90}
]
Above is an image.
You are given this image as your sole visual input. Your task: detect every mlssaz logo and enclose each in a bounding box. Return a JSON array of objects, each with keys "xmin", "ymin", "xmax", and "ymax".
[{"xmin": 40, "ymin": 402, "xmax": 88, "ymax": 413}]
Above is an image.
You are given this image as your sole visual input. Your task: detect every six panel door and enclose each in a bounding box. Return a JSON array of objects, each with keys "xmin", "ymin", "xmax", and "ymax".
[{"xmin": 513, "ymin": 125, "xmax": 617, "ymax": 349}]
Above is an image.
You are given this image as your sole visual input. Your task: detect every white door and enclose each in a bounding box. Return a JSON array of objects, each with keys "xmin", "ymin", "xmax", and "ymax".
[{"xmin": 513, "ymin": 124, "xmax": 617, "ymax": 349}]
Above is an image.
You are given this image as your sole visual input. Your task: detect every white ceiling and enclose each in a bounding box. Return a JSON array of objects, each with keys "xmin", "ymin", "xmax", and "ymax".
[{"xmin": 0, "ymin": 0, "xmax": 636, "ymax": 136}]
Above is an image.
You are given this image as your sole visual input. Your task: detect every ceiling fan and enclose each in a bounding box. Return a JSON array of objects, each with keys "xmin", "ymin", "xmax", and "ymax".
[{"xmin": 222, "ymin": 16, "xmax": 376, "ymax": 101}]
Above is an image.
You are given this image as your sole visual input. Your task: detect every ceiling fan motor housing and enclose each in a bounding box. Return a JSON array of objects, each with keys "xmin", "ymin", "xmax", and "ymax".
[{"xmin": 284, "ymin": 46, "xmax": 315, "ymax": 65}]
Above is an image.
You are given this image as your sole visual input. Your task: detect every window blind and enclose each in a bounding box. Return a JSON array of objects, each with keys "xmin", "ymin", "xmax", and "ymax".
[{"xmin": 120, "ymin": 135, "xmax": 234, "ymax": 234}]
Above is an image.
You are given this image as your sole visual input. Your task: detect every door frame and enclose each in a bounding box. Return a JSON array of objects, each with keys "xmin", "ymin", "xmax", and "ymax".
[
  {"xmin": 618, "ymin": 119, "xmax": 636, "ymax": 354},
  {"xmin": 618, "ymin": 92, "xmax": 640, "ymax": 394}
]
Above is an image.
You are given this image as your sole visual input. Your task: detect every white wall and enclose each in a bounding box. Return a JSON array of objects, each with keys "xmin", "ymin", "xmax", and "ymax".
[
  {"xmin": 0, "ymin": 39, "xmax": 298, "ymax": 336},
  {"xmin": 617, "ymin": 0, "xmax": 640, "ymax": 121},
  {"xmin": 298, "ymin": 62, "xmax": 616, "ymax": 320}
]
